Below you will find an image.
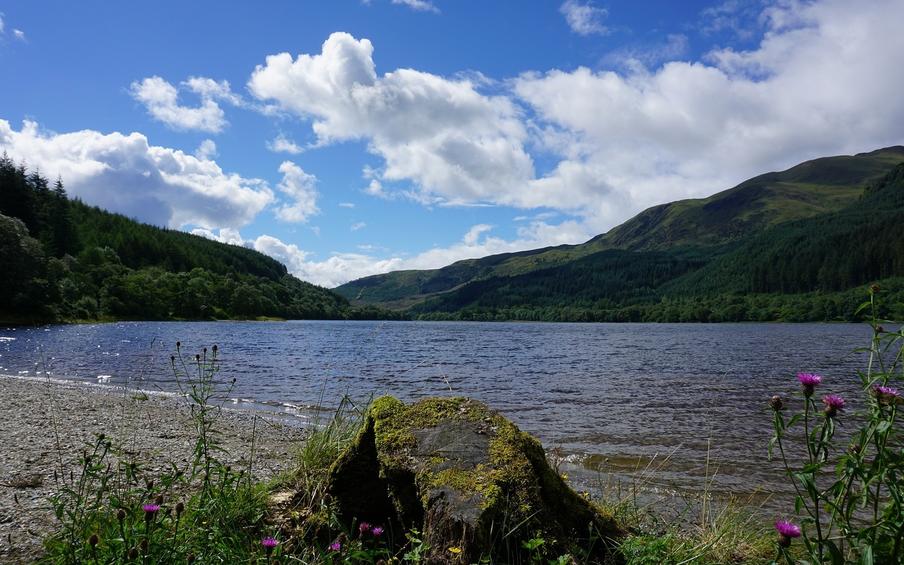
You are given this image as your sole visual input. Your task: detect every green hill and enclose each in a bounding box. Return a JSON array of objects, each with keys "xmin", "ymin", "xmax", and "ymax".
[
  {"xmin": 0, "ymin": 153, "xmax": 384, "ymax": 323},
  {"xmin": 337, "ymin": 146, "xmax": 904, "ymax": 321}
]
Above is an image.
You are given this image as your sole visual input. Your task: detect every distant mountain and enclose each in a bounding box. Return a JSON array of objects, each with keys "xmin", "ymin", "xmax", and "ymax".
[
  {"xmin": 0, "ymin": 154, "xmax": 395, "ymax": 323},
  {"xmin": 337, "ymin": 147, "xmax": 904, "ymax": 321}
]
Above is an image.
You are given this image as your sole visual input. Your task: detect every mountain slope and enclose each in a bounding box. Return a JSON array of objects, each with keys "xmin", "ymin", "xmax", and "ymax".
[
  {"xmin": 337, "ymin": 146, "xmax": 904, "ymax": 310},
  {"xmin": 0, "ymin": 156, "xmax": 354, "ymax": 322}
]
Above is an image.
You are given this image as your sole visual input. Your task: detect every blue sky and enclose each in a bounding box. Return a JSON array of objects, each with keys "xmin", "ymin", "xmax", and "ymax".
[{"xmin": 1, "ymin": 0, "xmax": 902, "ymax": 286}]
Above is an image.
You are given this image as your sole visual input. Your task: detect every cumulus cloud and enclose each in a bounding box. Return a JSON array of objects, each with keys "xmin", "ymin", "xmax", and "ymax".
[
  {"xmin": 0, "ymin": 119, "xmax": 273, "ymax": 229},
  {"xmin": 130, "ymin": 76, "xmax": 244, "ymax": 133},
  {"xmin": 350, "ymin": 221, "xmax": 366, "ymax": 231},
  {"xmin": 194, "ymin": 139, "xmax": 218, "ymax": 160},
  {"xmin": 515, "ymin": 0, "xmax": 904, "ymax": 231},
  {"xmin": 248, "ymin": 32, "xmax": 535, "ymax": 207},
  {"xmin": 266, "ymin": 134, "xmax": 304, "ymax": 154},
  {"xmin": 274, "ymin": 161, "xmax": 319, "ymax": 222},
  {"xmin": 13, "ymin": 29, "xmax": 25, "ymax": 41},
  {"xmin": 560, "ymin": 0, "xmax": 609, "ymax": 36}
]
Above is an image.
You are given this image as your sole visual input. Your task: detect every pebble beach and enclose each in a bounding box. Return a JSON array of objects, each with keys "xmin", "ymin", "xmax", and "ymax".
[{"xmin": 0, "ymin": 376, "xmax": 306, "ymax": 564}]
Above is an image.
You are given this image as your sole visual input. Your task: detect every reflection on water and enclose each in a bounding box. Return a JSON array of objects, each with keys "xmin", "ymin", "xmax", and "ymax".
[{"xmin": 0, "ymin": 320, "xmax": 872, "ymax": 510}]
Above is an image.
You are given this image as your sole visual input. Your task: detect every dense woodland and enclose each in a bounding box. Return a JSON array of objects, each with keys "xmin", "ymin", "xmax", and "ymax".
[{"xmin": 0, "ymin": 154, "xmax": 400, "ymax": 323}]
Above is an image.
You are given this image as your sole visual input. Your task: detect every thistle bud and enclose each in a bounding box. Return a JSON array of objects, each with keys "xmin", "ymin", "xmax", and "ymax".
[
  {"xmin": 117, "ymin": 508, "xmax": 126, "ymax": 522},
  {"xmin": 88, "ymin": 533, "xmax": 99, "ymax": 547},
  {"xmin": 769, "ymin": 395, "xmax": 783, "ymax": 411}
]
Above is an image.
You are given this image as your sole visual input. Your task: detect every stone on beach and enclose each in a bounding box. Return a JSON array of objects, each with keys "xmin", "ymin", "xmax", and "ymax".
[{"xmin": 325, "ymin": 396, "xmax": 623, "ymax": 563}]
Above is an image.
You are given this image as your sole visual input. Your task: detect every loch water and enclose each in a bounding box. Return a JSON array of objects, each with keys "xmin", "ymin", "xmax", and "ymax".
[{"xmin": 0, "ymin": 320, "xmax": 874, "ymax": 511}]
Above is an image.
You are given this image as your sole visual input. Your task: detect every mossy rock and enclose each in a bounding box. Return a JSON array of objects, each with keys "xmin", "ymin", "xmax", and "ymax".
[{"xmin": 327, "ymin": 396, "xmax": 623, "ymax": 563}]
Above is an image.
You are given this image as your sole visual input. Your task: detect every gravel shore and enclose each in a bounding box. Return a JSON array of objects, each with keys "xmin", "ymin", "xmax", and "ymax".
[{"xmin": 0, "ymin": 376, "xmax": 307, "ymax": 564}]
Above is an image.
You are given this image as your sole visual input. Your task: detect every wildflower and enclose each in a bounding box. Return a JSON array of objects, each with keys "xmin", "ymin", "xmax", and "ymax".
[
  {"xmin": 775, "ymin": 520, "xmax": 801, "ymax": 548},
  {"xmin": 371, "ymin": 526, "xmax": 384, "ymax": 537},
  {"xmin": 822, "ymin": 394, "xmax": 845, "ymax": 418},
  {"xmin": 870, "ymin": 284, "xmax": 881, "ymax": 294},
  {"xmin": 448, "ymin": 546, "xmax": 463, "ymax": 555},
  {"xmin": 143, "ymin": 504, "xmax": 160, "ymax": 523},
  {"xmin": 797, "ymin": 373, "xmax": 822, "ymax": 397},
  {"xmin": 261, "ymin": 537, "xmax": 279, "ymax": 555},
  {"xmin": 873, "ymin": 384, "xmax": 901, "ymax": 405},
  {"xmin": 769, "ymin": 395, "xmax": 784, "ymax": 411},
  {"xmin": 328, "ymin": 541, "xmax": 342, "ymax": 552},
  {"xmin": 359, "ymin": 521, "xmax": 372, "ymax": 534}
]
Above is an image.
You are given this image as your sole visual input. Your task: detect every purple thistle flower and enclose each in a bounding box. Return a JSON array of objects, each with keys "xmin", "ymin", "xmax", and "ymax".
[
  {"xmin": 371, "ymin": 526, "xmax": 384, "ymax": 537},
  {"xmin": 775, "ymin": 520, "xmax": 801, "ymax": 547},
  {"xmin": 873, "ymin": 384, "xmax": 901, "ymax": 405},
  {"xmin": 328, "ymin": 541, "xmax": 342, "ymax": 552},
  {"xmin": 798, "ymin": 373, "xmax": 822, "ymax": 386},
  {"xmin": 797, "ymin": 372, "xmax": 822, "ymax": 397},
  {"xmin": 823, "ymin": 394, "xmax": 845, "ymax": 418},
  {"xmin": 262, "ymin": 537, "xmax": 278, "ymax": 554},
  {"xmin": 143, "ymin": 503, "xmax": 160, "ymax": 524},
  {"xmin": 358, "ymin": 521, "xmax": 372, "ymax": 534}
]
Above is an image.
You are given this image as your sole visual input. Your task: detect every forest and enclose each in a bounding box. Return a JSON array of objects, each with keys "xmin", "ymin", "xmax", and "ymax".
[{"xmin": 0, "ymin": 154, "xmax": 399, "ymax": 323}]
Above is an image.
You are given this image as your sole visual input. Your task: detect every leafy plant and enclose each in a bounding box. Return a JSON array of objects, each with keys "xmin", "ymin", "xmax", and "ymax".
[{"xmin": 769, "ymin": 286, "xmax": 904, "ymax": 563}]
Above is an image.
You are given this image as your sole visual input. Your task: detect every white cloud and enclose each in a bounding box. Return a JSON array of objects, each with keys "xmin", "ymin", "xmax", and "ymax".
[
  {"xmin": 274, "ymin": 161, "xmax": 319, "ymax": 222},
  {"xmin": 184, "ymin": 76, "xmax": 244, "ymax": 106},
  {"xmin": 0, "ymin": 14, "xmax": 4, "ymax": 34},
  {"xmin": 700, "ymin": 0, "xmax": 761, "ymax": 39},
  {"xmin": 515, "ymin": 0, "xmax": 904, "ymax": 231},
  {"xmin": 604, "ymin": 34, "xmax": 690, "ymax": 69},
  {"xmin": 560, "ymin": 0, "xmax": 609, "ymax": 36},
  {"xmin": 339, "ymin": 202, "xmax": 355, "ymax": 208},
  {"xmin": 13, "ymin": 29, "xmax": 25, "ymax": 41},
  {"xmin": 350, "ymin": 221, "xmax": 367, "ymax": 231},
  {"xmin": 129, "ymin": 76, "xmax": 246, "ymax": 133},
  {"xmin": 266, "ymin": 134, "xmax": 304, "ymax": 154},
  {"xmin": 194, "ymin": 139, "xmax": 217, "ymax": 160},
  {"xmin": 130, "ymin": 76, "xmax": 227, "ymax": 133},
  {"xmin": 392, "ymin": 0, "xmax": 439, "ymax": 12},
  {"xmin": 0, "ymin": 119, "xmax": 273, "ymax": 229},
  {"xmin": 248, "ymin": 32, "xmax": 535, "ymax": 207}
]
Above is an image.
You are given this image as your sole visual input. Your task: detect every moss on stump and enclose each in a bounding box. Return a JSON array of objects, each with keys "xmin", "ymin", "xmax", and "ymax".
[{"xmin": 327, "ymin": 396, "xmax": 623, "ymax": 563}]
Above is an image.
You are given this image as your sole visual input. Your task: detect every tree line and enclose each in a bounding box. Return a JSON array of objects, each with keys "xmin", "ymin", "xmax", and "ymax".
[{"xmin": 0, "ymin": 154, "xmax": 401, "ymax": 323}]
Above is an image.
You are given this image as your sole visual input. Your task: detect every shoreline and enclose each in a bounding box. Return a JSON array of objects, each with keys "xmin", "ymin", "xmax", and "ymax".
[{"xmin": 0, "ymin": 375, "xmax": 306, "ymax": 564}]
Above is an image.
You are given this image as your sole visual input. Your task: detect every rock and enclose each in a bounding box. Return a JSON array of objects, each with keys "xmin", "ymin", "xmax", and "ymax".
[{"xmin": 327, "ymin": 396, "xmax": 623, "ymax": 564}]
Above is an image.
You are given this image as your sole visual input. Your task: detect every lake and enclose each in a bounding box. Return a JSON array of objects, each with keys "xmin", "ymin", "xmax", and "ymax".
[{"xmin": 0, "ymin": 321, "xmax": 874, "ymax": 512}]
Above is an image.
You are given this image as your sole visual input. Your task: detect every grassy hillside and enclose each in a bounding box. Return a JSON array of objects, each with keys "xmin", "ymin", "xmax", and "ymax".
[{"xmin": 337, "ymin": 147, "xmax": 904, "ymax": 312}]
